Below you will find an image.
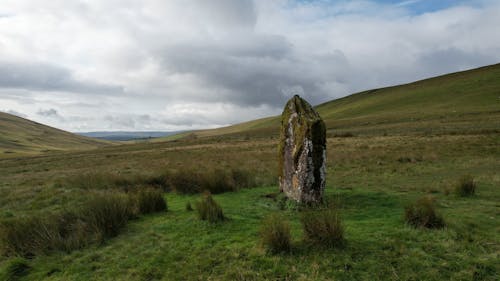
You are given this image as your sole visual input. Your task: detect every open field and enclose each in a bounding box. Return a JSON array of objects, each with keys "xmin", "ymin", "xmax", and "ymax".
[
  {"xmin": 0, "ymin": 64, "xmax": 499, "ymax": 280},
  {"xmin": 0, "ymin": 131, "xmax": 498, "ymax": 280}
]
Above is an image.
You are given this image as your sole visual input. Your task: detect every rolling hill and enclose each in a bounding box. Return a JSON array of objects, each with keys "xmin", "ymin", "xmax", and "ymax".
[
  {"xmin": 77, "ymin": 131, "xmax": 183, "ymax": 141},
  {"xmin": 0, "ymin": 112, "xmax": 109, "ymax": 157},
  {"xmin": 1, "ymin": 63, "xmax": 499, "ymax": 156},
  {"xmin": 173, "ymin": 63, "xmax": 500, "ymax": 140}
]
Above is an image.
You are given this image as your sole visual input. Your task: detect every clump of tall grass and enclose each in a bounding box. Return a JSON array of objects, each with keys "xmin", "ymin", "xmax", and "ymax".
[
  {"xmin": 80, "ymin": 193, "xmax": 134, "ymax": 239},
  {"xmin": 62, "ymin": 168, "xmax": 255, "ymax": 195},
  {"xmin": 0, "ymin": 190, "xmax": 167, "ymax": 257},
  {"xmin": 301, "ymin": 208, "xmax": 345, "ymax": 248},
  {"xmin": 455, "ymin": 175, "xmax": 476, "ymax": 197},
  {"xmin": 260, "ymin": 213, "xmax": 291, "ymax": 254},
  {"xmin": 141, "ymin": 174, "xmax": 170, "ymax": 190},
  {"xmin": 167, "ymin": 170, "xmax": 204, "ymax": 194},
  {"xmin": 133, "ymin": 188, "xmax": 167, "ymax": 214},
  {"xmin": 0, "ymin": 257, "xmax": 31, "ymax": 281},
  {"xmin": 167, "ymin": 168, "xmax": 256, "ymax": 194},
  {"xmin": 404, "ymin": 196, "xmax": 445, "ymax": 229},
  {"xmin": 195, "ymin": 192, "xmax": 224, "ymax": 223},
  {"xmin": 62, "ymin": 172, "xmax": 169, "ymax": 192},
  {"xmin": 0, "ymin": 214, "xmax": 67, "ymax": 257},
  {"xmin": 228, "ymin": 168, "xmax": 255, "ymax": 189}
]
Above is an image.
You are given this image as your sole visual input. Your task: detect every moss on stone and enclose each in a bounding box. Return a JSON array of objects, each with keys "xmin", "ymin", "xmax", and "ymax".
[{"xmin": 278, "ymin": 95, "xmax": 326, "ymax": 179}]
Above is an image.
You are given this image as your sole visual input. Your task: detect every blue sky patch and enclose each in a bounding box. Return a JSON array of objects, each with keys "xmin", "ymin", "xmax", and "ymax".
[{"xmin": 296, "ymin": 0, "xmax": 483, "ymax": 15}]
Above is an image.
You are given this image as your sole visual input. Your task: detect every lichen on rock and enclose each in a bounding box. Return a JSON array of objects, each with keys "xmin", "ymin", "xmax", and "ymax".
[{"xmin": 278, "ymin": 95, "xmax": 326, "ymax": 203}]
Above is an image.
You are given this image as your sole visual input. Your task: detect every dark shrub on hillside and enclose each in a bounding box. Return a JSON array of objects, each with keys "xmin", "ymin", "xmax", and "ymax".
[
  {"xmin": 229, "ymin": 168, "xmax": 256, "ymax": 189},
  {"xmin": 0, "ymin": 214, "xmax": 65, "ymax": 257},
  {"xmin": 185, "ymin": 202, "xmax": 193, "ymax": 211},
  {"xmin": 204, "ymin": 169, "xmax": 236, "ymax": 194},
  {"xmin": 167, "ymin": 170, "xmax": 203, "ymax": 194},
  {"xmin": 0, "ymin": 216, "xmax": 49, "ymax": 257},
  {"xmin": 204, "ymin": 168, "xmax": 255, "ymax": 193},
  {"xmin": 63, "ymin": 172, "xmax": 169, "ymax": 192},
  {"xmin": 81, "ymin": 193, "xmax": 134, "ymax": 239},
  {"xmin": 260, "ymin": 213, "xmax": 291, "ymax": 254},
  {"xmin": 141, "ymin": 174, "xmax": 169, "ymax": 190},
  {"xmin": 404, "ymin": 196, "xmax": 445, "ymax": 229},
  {"xmin": 65, "ymin": 169, "xmax": 256, "ymax": 195},
  {"xmin": 455, "ymin": 175, "xmax": 476, "ymax": 197},
  {"xmin": 64, "ymin": 172, "xmax": 117, "ymax": 190},
  {"xmin": 195, "ymin": 192, "xmax": 224, "ymax": 223},
  {"xmin": 301, "ymin": 208, "xmax": 344, "ymax": 248},
  {"xmin": 61, "ymin": 167, "xmax": 261, "ymax": 197},
  {"xmin": 0, "ymin": 212, "xmax": 87, "ymax": 257},
  {"xmin": 133, "ymin": 188, "xmax": 167, "ymax": 214},
  {"xmin": 167, "ymin": 168, "xmax": 256, "ymax": 194},
  {"xmin": 1, "ymin": 257, "xmax": 30, "ymax": 281},
  {"xmin": 0, "ymin": 191, "xmax": 167, "ymax": 257}
]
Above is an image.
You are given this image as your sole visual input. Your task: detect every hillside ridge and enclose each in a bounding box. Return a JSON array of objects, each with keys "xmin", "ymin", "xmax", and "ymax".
[
  {"xmin": 170, "ymin": 63, "xmax": 500, "ymax": 140},
  {"xmin": 0, "ymin": 111, "xmax": 109, "ymax": 157}
]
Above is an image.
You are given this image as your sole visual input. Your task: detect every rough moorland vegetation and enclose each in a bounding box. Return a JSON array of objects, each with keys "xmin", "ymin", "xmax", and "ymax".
[{"xmin": 0, "ymin": 190, "xmax": 167, "ymax": 257}]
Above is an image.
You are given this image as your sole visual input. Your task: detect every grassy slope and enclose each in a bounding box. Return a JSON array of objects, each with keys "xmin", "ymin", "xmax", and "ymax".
[
  {"xmin": 172, "ymin": 63, "xmax": 500, "ymax": 139},
  {"xmin": 0, "ymin": 112, "xmax": 109, "ymax": 157}
]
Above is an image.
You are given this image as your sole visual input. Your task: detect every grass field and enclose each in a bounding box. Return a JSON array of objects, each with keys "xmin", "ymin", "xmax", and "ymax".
[
  {"xmin": 0, "ymin": 64, "xmax": 499, "ymax": 280},
  {"xmin": 0, "ymin": 132, "xmax": 498, "ymax": 280}
]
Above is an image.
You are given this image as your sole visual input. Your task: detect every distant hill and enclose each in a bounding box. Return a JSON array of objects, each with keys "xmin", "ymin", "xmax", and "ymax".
[
  {"xmin": 77, "ymin": 131, "xmax": 183, "ymax": 141},
  {"xmin": 167, "ymin": 63, "xmax": 500, "ymax": 140},
  {"xmin": 2, "ymin": 63, "xmax": 499, "ymax": 157},
  {"xmin": 0, "ymin": 112, "xmax": 109, "ymax": 157}
]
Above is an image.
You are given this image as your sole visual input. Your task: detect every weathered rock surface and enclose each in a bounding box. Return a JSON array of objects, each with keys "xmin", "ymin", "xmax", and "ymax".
[{"xmin": 278, "ymin": 95, "xmax": 326, "ymax": 203}]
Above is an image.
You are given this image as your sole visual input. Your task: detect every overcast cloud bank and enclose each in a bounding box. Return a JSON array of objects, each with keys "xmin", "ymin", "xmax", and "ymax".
[{"xmin": 0, "ymin": 0, "xmax": 499, "ymax": 131}]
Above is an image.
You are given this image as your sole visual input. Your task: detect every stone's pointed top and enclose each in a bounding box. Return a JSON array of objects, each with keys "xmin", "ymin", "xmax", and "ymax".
[
  {"xmin": 289, "ymin": 94, "xmax": 303, "ymax": 103},
  {"xmin": 285, "ymin": 95, "xmax": 320, "ymax": 120}
]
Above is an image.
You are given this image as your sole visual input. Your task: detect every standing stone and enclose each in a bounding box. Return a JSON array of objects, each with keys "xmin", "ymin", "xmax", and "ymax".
[{"xmin": 278, "ymin": 95, "xmax": 326, "ymax": 203}]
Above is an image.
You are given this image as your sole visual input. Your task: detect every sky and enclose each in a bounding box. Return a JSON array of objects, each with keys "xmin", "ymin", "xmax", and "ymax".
[{"xmin": 0, "ymin": 0, "xmax": 499, "ymax": 132}]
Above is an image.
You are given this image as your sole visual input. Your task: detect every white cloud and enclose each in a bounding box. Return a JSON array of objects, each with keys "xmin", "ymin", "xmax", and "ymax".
[
  {"xmin": 3, "ymin": 109, "xmax": 27, "ymax": 118},
  {"xmin": 0, "ymin": 0, "xmax": 499, "ymax": 131},
  {"xmin": 396, "ymin": 0, "xmax": 422, "ymax": 7}
]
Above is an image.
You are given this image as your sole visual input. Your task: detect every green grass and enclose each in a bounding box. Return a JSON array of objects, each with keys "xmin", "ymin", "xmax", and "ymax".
[
  {"xmin": 0, "ymin": 257, "xmax": 31, "ymax": 281},
  {"xmin": 3, "ymin": 185, "xmax": 496, "ymax": 280},
  {"xmin": 0, "ymin": 132, "xmax": 498, "ymax": 280}
]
